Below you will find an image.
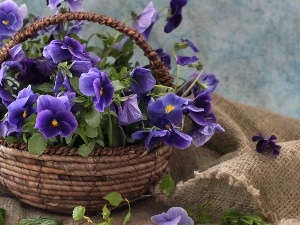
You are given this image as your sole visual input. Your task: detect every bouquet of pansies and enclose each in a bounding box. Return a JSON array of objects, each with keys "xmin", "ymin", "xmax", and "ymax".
[{"xmin": 0, "ymin": 0, "xmax": 224, "ymax": 156}]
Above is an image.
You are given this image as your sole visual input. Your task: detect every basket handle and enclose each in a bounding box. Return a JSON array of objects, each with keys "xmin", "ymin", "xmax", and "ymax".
[{"xmin": 0, "ymin": 12, "xmax": 173, "ymax": 86}]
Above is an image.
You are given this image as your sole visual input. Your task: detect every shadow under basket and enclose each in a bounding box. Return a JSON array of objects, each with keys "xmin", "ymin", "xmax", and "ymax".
[{"xmin": 0, "ymin": 140, "xmax": 172, "ymax": 214}]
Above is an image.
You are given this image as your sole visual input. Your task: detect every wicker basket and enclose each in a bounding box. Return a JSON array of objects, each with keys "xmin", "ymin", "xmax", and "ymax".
[{"xmin": 0, "ymin": 12, "xmax": 173, "ymax": 214}]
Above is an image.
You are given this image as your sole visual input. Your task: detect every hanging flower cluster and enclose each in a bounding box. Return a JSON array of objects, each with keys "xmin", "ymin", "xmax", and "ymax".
[{"xmin": 0, "ymin": 0, "xmax": 224, "ymax": 156}]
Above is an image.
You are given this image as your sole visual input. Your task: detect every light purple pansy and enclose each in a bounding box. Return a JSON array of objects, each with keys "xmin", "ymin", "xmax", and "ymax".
[
  {"xmin": 0, "ymin": 0, "xmax": 27, "ymax": 37},
  {"xmin": 47, "ymin": 0, "xmax": 84, "ymax": 11},
  {"xmin": 151, "ymin": 207, "xmax": 194, "ymax": 225},
  {"xmin": 118, "ymin": 94, "xmax": 143, "ymax": 125}
]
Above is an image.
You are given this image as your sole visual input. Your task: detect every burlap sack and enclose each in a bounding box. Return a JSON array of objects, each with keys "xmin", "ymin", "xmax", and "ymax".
[{"xmin": 1, "ymin": 94, "xmax": 300, "ymax": 224}]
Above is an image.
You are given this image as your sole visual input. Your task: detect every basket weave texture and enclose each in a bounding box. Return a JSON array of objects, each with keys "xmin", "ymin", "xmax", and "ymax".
[{"xmin": 0, "ymin": 12, "xmax": 173, "ymax": 214}]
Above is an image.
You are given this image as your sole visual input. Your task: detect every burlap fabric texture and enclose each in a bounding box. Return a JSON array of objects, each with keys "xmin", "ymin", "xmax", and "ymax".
[{"xmin": 1, "ymin": 93, "xmax": 300, "ymax": 225}]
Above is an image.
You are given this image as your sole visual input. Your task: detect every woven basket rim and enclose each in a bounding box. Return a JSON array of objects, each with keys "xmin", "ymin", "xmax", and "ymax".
[{"xmin": 0, "ymin": 138, "xmax": 166, "ymax": 156}]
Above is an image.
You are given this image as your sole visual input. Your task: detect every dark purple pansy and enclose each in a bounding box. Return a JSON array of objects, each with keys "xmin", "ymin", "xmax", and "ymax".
[
  {"xmin": 147, "ymin": 93, "xmax": 187, "ymax": 126},
  {"xmin": 132, "ymin": 117, "xmax": 192, "ymax": 150},
  {"xmin": 0, "ymin": 87, "xmax": 14, "ymax": 107},
  {"xmin": 0, "ymin": 0, "xmax": 27, "ymax": 38},
  {"xmin": 118, "ymin": 94, "xmax": 143, "ymax": 125},
  {"xmin": 164, "ymin": 0, "xmax": 188, "ymax": 33},
  {"xmin": 43, "ymin": 36, "xmax": 86, "ymax": 64},
  {"xmin": 48, "ymin": 0, "xmax": 84, "ymax": 11},
  {"xmin": 16, "ymin": 58, "xmax": 56, "ymax": 85},
  {"xmin": 156, "ymin": 48, "xmax": 171, "ymax": 69},
  {"xmin": 177, "ymin": 55, "xmax": 199, "ymax": 66},
  {"xmin": 54, "ymin": 71, "xmax": 75, "ymax": 95},
  {"xmin": 7, "ymin": 86, "xmax": 37, "ymax": 131},
  {"xmin": 35, "ymin": 95, "xmax": 78, "ymax": 139},
  {"xmin": 70, "ymin": 60, "xmax": 93, "ymax": 77},
  {"xmin": 158, "ymin": 117, "xmax": 192, "ymax": 149},
  {"xmin": 133, "ymin": 1, "xmax": 159, "ymax": 40},
  {"xmin": 181, "ymin": 38, "xmax": 200, "ymax": 52},
  {"xmin": 130, "ymin": 66, "xmax": 156, "ymax": 95},
  {"xmin": 182, "ymin": 72, "xmax": 219, "ymax": 97},
  {"xmin": 151, "ymin": 207, "xmax": 194, "ymax": 225},
  {"xmin": 252, "ymin": 133, "xmax": 281, "ymax": 156},
  {"xmin": 184, "ymin": 91, "xmax": 212, "ymax": 125},
  {"xmin": 79, "ymin": 68, "xmax": 114, "ymax": 112},
  {"xmin": 132, "ymin": 128, "xmax": 168, "ymax": 150}
]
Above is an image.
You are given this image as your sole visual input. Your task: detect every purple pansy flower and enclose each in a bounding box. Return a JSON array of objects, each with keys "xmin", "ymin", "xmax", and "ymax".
[
  {"xmin": 176, "ymin": 55, "xmax": 199, "ymax": 66},
  {"xmin": 70, "ymin": 60, "xmax": 93, "ymax": 77},
  {"xmin": 151, "ymin": 207, "xmax": 194, "ymax": 225},
  {"xmin": 118, "ymin": 94, "xmax": 143, "ymax": 125},
  {"xmin": 130, "ymin": 66, "xmax": 156, "ymax": 95},
  {"xmin": 0, "ymin": 0, "xmax": 27, "ymax": 38},
  {"xmin": 35, "ymin": 95, "xmax": 78, "ymax": 139},
  {"xmin": 147, "ymin": 93, "xmax": 187, "ymax": 126},
  {"xmin": 156, "ymin": 48, "xmax": 171, "ymax": 69},
  {"xmin": 7, "ymin": 86, "xmax": 37, "ymax": 131},
  {"xmin": 79, "ymin": 68, "xmax": 114, "ymax": 112},
  {"xmin": 43, "ymin": 36, "xmax": 87, "ymax": 64},
  {"xmin": 47, "ymin": 0, "xmax": 84, "ymax": 11},
  {"xmin": 133, "ymin": 1, "xmax": 159, "ymax": 40},
  {"xmin": 164, "ymin": 0, "xmax": 188, "ymax": 33},
  {"xmin": 184, "ymin": 91, "xmax": 212, "ymax": 125},
  {"xmin": 189, "ymin": 114, "xmax": 224, "ymax": 147},
  {"xmin": 0, "ymin": 87, "xmax": 14, "ymax": 107},
  {"xmin": 0, "ymin": 119, "xmax": 19, "ymax": 138},
  {"xmin": 252, "ymin": 133, "xmax": 281, "ymax": 156},
  {"xmin": 132, "ymin": 117, "xmax": 192, "ymax": 150},
  {"xmin": 183, "ymin": 72, "xmax": 219, "ymax": 96},
  {"xmin": 54, "ymin": 71, "xmax": 75, "ymax": 95},
  {"xmin": 132, "ymin": 128, "xmax": 168, "ymax": 150},
  {"xmin": 181, "ymin": 38, "xmax": 200, "ymax": 52}
]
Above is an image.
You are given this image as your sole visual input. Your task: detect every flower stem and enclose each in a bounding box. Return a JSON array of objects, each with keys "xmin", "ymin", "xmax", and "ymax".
[
  {"xmin": 77, "ymin": 129, "xmax": 89, "ymax": 145},
  {"xmin": 172, "ymin": 51, "xmax": 180, "ymax": 92},
  {"xmin": 68, "ymin": 133, "xmax": 79, "ymax": 147},
  {"xmin": 97, "ymin": 126, "xmax": 104, "ymax": 142},
  {"xmin": 107, "ymin": 108, "xmax": 113, "ymax": 147},
  {"xmin": 181, "ymin": 71, "xmax": 203, "ymax": 97}
]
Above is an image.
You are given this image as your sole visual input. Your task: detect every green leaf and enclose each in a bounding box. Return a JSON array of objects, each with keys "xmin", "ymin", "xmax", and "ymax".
[
  {"xmin": 152, "ymin": 85, "xmax": 174, "ymax": 95},
  {"xmin": 122, "ymin": 39, "xmax": 134, "ymax": 54},
  {"xmin": 28, "ymin": 133, "xmax": 47, "ymax": 155},
  {"xmin": 5, "ymin": 136, "xmax": 21, "ymax": 143},
  {"xmin": 77, "ymin": 142, "xmax": 95, "ymax": 157},
  {"xmin": 72, "ymin": 206, "xmax": 86, "ymax": 221},
  {"xmin": 0, "ymin": 208, "xmax": 6, "ymax": 225},
  {"xmin": 37, "ymin": 83, "xmax": 54, "ymax": 93},
  {"xmin": 122, "ymin": 211, "xmax": 131, "ymax": 225},
  {"xmin": 85, "ymin": 109, "xmax": 101, "ymax": 128},
  {"xmin": 102, "ymin": 205, "xmax": 111, "ymax": 220},
  {"xmin": 103, "ymin": 192, "xmax": 124, "ymax": 207},
  {"xmin": 22, "ymin": 122, "xmax": 36, "ymax": 133},
  {"xmin": 111, "ymin": 80, "xmax": 126, "ymax": 92},
  {"xmin": 159, "ymin": 173, "xmax": 176, "ymax": 196},
  {"xmin": 65, "ymin": 135, "xmax": 73, "ymax": 145},
  {"xmin": 69, "ymin": 76, "xmax": 83, "ymax": 95},
  {"xmin": 199, "ymin": 212, "xmax": 212, "ymax": 224},
  {"xmin": 84, "ymin": 125, "xmax": 98, "ymax": 138}
]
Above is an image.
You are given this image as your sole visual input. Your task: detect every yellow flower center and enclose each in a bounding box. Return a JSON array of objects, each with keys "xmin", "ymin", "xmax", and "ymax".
[
  {"xmin": 22, "ymin": 111, "xmax": 27, "ymax": 119},
  {"xmin": 51, "ymin": 119, "xmax": 59, "ymax": 127},
  {"xmin": 100, "ymin": 89, "xmax": 103, "ymax": 96},
  {"xmin": 2, "ymin": 20, "xmax": 9, "ymax": 26},
  {"xmin": 165, "ymin": 104, "xmax": 175, "ymax": 113}
]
